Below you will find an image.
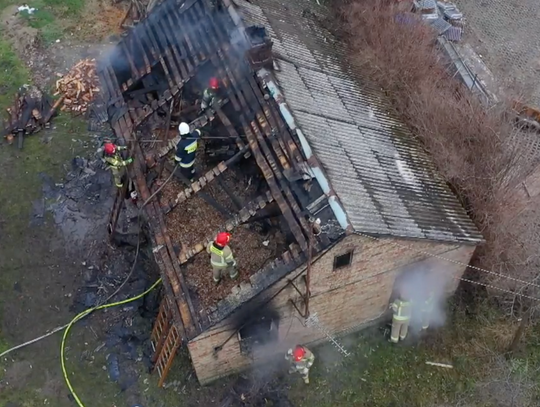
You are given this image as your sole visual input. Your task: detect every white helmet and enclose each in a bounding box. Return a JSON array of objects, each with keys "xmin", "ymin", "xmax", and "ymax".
[{"xmin": 178, "ymin": 122, "xmax": 190, "ymax": 135}]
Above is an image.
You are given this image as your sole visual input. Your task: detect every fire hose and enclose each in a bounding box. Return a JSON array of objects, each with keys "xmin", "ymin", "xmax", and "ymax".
[
  {"xmin": 59, "ymin": 167, "xmax": 177, "ymax": 406},
  {"xmin": 60, "ymin": 163, "xmax": 181, "ymax": 407},
  {"xmin": 61, "ymin": 279, "xmax": 162, "ymax": 407}
]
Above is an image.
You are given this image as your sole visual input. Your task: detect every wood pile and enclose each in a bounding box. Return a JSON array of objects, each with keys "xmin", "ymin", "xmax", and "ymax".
[
  {"xmin": 55, "ymin": 58, "xmax": 100, "ymax": 114},
  {"xmin": 2, "ymin": 86, "xmax": 58, "ymax": 149}
]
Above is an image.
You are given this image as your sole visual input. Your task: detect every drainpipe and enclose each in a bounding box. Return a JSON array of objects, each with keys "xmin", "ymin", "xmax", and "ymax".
[{"xmin": 256, "ymin": 68, "xmax": 354, "ymax": 233}]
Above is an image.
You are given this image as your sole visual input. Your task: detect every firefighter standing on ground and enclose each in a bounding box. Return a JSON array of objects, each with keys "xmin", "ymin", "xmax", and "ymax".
[
  {"xmin": 421, "ymin": 290, "xmax": 434, "ymax": 330},
  {"xmin": 206, "ymin": 232, "xmax": 238, "ymax": 284},
  {"xmin": 200, "ymin": 77, "xmax": 220, "ymax": 111},
  {"xmin": 102, "ymin": 142, "xmax": 133, "ymax": 188},
  {"xmin": 286, "ymin": 345, "xmax": 315, "ymax": 384},
  {"xmin": 389, "ymin": 293, "xmax": 412, "ymax": 343},
  {"xmin": 175, "ymin": 122, "xmax": 201, "ymax": 182}
]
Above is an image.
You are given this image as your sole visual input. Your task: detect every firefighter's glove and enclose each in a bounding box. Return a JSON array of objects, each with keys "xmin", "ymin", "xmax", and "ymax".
[{"xmin": 126, "ymin": 158, "xmax": 134, "ymax": 164}]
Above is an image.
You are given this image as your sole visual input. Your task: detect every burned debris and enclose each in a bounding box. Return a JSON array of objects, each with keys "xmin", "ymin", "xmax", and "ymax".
[
  {"xmin": 2, "ymin": 58, "xmax": 102, "ymax": 149},
  {"xmin": 92, "ymin": 0, "xmax": 486, "ymax": 389},
  {"xmin": 2, "ymin": 86, "xmax": 58, "ymax": 149},
  {"xmin": 99, "ymin": 0, "xmax": 343, "ymax": 387}
]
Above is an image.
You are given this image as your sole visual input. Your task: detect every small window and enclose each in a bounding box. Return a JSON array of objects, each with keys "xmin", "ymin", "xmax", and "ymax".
[
  {"xmin": 333, "ymin": 251, "xmax": 353, "ymax": 270},
  {"xmin": 238, "ymin": 317, "xmax": 278, "ymax": 355}
]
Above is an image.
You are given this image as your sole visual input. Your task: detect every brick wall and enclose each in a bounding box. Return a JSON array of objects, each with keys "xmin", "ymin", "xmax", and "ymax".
[{"xmin": 188, "ymin": 235, "xmax": 476, "ymax": 384}]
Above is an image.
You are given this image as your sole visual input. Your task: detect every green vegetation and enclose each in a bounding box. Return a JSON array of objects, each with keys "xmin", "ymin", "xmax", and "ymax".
[
  {"xmin": 0, "ymin": 39, "xmax": 86, "ymax": 228},
  {"xmin": 0, "ymin": 114, "xmax": 89, "ymax": 235},
  {"xmin": 283, "ymin": 303, "xmax": 540, "ymax": 407},
  {"xmin": 0, "ymin": 32, "xmax": 90, "ymax": 407},
  {"xmin": 17, "ymin": 0, "xmax": 85, "ymax": 44},
  {"xmin": 0, "ymin": 38, "xmax": 30, "ymax": 108}
]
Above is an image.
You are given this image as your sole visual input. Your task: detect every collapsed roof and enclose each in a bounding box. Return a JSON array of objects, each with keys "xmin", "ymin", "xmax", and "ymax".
[{"xmin": 96, "ymin": 0, "xmax": 482, "ymax": 338}]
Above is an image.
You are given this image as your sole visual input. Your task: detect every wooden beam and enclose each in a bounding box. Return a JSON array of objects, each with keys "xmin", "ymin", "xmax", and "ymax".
[
  {"xmin": 178, "ymin": 192, "xmax": 275, "ymax": 263},
  {"xmin": 162, "ymin": 146, "xmax": 248, "ymax": 213}
]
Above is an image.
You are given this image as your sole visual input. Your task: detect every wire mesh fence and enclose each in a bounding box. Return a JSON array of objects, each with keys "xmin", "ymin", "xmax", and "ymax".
[{"xmin": 455, "ymin": 0, "xmax": 540, "ymax": 106}]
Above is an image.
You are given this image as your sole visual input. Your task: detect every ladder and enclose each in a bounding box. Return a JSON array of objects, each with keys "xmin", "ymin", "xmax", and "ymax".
[
  {"xmin": 107, "ymin": 184, "xmax": 127, "ymax": 238},
  {"xmin": 305, "ymin": 313, "xmax": 351, "ymax": 358},
  {"xmin": 151, "ymin": 298, "xmax": 182, "ymax": 387}
]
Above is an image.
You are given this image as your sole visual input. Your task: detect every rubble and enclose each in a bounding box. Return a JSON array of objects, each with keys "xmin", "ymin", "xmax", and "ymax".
[
  {"xmin": 55, "ymin": 58, "xmax": 100, "ymax": 115},
  {"xmin": 2, "ymin": 86, "xmax": 57, "ymax": 149},
  {"xmin": 184, "ymin": 226, "xmax": 282, "ymax": 310}
]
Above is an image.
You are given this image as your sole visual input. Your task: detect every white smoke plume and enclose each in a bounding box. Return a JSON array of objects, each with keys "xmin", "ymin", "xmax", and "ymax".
[{"xmin": 393, "ymin": 262, "xmax": 451, "ymax": 332}]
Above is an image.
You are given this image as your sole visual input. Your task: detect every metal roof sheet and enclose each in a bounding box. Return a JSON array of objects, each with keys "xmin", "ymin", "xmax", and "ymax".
[{"xmin": 236, "ymin": 0, "xmax": 482, "ymax": 243}]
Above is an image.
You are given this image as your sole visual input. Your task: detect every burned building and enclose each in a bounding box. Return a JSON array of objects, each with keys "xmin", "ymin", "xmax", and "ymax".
[{"xmin": 97, "ymin": 0, "xmax": 483, "ymax": 385}]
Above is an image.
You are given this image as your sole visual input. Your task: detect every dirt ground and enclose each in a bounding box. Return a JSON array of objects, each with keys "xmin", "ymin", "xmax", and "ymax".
[
  {"xmin": 3, "ymin": 2, "xmax": 540, "ymax": 407},
  {"xmin": 0, "ymin": 5, "xmax": 116, "ymax": 90},
  {"xmin": 0, "ymin": 6, "xmax": 295, "ymax": 406}
]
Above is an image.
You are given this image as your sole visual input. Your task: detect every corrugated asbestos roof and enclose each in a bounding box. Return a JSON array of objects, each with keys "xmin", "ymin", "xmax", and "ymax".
[{"xmin": 235, "ymin": 0, "xmax": 483, "ymax": 243}]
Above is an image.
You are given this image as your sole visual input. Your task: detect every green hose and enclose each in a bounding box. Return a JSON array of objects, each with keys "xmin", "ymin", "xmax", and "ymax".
[{"xmin": 60, "ymin": 278, "xmax": 162, "ymax": 407}]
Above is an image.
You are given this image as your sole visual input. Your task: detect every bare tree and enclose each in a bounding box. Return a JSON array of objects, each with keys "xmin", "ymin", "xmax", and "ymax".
[{"xmin": 334, "ymin": 0, "xmax": 540, "ymax": 317}]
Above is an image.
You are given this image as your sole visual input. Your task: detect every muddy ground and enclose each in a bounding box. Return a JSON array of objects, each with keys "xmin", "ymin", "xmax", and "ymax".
[
  {"xmin": 2, "ymin": 2, "xmax": 537, "ymax": 407},
  {"xmin": 0, "ymin": 6, "xmax": 297, "ymax": 407}
]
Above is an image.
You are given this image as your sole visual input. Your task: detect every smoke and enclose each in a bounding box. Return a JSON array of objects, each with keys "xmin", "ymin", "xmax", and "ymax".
[{"xmin": 393, "ymin": 262, "xmax": 451, "ymax": 332}]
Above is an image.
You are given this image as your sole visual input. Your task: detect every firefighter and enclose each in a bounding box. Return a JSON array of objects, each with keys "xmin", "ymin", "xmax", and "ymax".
[
  {"xmin": 102, "ymin": 142, "xmax": 133, "ymax": 188},
  {"xmin": 174, "ymin": 122, "xmax": 201, "ymax": 182},
  {"xmin": 421, "ymin": 290, "xmax": 434, "ymax": 330},
  {"xmin": 206, "ymin": 232, "xmax": 238, "ymax": 284},
  {"xmin": 285, "ymin": 345, "xmax": 315, "ymax": 384},
  {"xmin": 200, "ymin": 77, "xmax": 220, "ymax": 111},
  {"xmin": 389, "ymin": 293, "xmax": 412, "ymax": 343}
]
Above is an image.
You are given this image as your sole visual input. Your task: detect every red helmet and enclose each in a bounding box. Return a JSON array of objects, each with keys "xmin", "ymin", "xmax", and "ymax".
[
  {"xmin": 103, "ymin": 142, "xmax": 116, "ymax": 155},
  {"xmin": 209, "ymin": 77, "xmax": 219, "ymax": 90},
  {"xmin": 215, "ymin": 232, "xmax": 231, "ymax": 246},
  {"xmin": 293, "ymin": 346, "xmax": 305, "ymax": 362}
]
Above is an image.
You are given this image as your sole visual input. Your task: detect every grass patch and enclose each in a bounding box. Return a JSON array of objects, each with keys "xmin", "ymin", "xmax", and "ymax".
[
  {"xmin": 0, "ymin": 337, "xmax": 8, "ymax": 355},
  {"xmin": 17, "ymin": 0, "xmax": 85, "ymax": 44},
  {"xmin": 0, "ymin": 114, "xmax": 89, "ymax": 236},
  {"xmin": 284, "ymin": 302, "xmax": 540, "ymax": 407},
  {"xmin": 0, "ymin": 38, "xmax": 30, "ymax": 109}
]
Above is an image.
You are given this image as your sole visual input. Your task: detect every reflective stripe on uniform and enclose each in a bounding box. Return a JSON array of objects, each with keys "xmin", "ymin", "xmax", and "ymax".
[
  {"xmin": 393, "ymin": 300, "xmax": 411, "ymax": 321},
  {"xmin": 210, "ymin": 245, "xmax": 223, "ymax": 256},
  {"xmin": 104, "ymin": 156, "xmax": 123, "ymax": 167},
  {"xmin": 210, "ymin": 245, "xmax": 226, "ymax": 267},
  {"xmin": 210, "ymin": 244, "xmax": 234, "ymax": 267},
  {"xmin": 184, "ymin": 140, "xmax": 198, "ymax": 154},
  {"xmin": 178, "ymin": 159, "xmax": 195, "ymax": 168}
]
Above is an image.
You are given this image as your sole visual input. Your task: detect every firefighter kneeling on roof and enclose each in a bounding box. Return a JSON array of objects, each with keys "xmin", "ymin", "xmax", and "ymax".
[
  {"xmin": 175, "ymin": 122, "xmax": 201, "ymax": 182},
  {"xmin": 102, "ymin": 142, "xmax": 133, "ymax": 188},
  {"xmin": 286, "ymin": 345, "xmax": 315, "ymax": 384},
  {"xmin": 206, "ymin": 232, "xmax": 238, "ymax": 284}
]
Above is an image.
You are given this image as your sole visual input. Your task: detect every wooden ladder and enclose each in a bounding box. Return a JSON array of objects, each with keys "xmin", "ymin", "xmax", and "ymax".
[
  {"xmin": 107, "ymin": 184, "xmax": 127, "ymax": 238},
  {"xmin": 151, "ymin": 298, "xmax": 182, "ymax": 387}
]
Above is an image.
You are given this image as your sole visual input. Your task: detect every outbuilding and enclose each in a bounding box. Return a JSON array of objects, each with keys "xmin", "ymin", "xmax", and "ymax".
[{"xmin": 99, "ymin": 0, "xmax": 482, "ymax": 386}]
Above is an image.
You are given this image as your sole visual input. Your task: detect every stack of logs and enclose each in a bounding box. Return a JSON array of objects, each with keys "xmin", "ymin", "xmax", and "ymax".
[
  {"xmin": 3, "ymin": 87, "xmax": 61, "ymax": 149},
  {"xmin": 55, "ymin": 58, "xmax": 100, "ymax": 115}
]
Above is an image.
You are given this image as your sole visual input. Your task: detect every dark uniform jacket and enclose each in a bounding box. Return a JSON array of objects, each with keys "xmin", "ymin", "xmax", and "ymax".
[{"xmin": 175, "ymin": 129, "xmax": 202, "ymax": 168}]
